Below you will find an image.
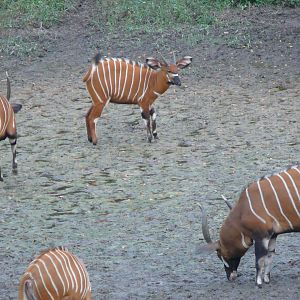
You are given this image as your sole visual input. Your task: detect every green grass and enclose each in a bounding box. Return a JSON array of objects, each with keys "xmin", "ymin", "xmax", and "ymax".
[
  {"xmin": 0, "ymin": 0, "xmax": 75, "ymax": 28},
  {"xmin": 93, "ymin": 0, "xmax": 299, "ymax": 33}
]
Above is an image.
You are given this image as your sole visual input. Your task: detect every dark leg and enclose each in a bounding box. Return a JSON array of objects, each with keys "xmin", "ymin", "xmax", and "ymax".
[
  {"xmin": 10, "ymin": 138, "xmax": 18, "ymax": 174},
  {"xmin": 254, "ymin": 238, "xmax": 269, "ymax": 287},
  {"xmin": 85, "ymin": 106, "xmax": 93, "ymax": 143},
  {"xmin": 264, "ymin": 235, "xmax": 277, "ymax": 284},
  {"xmin": 150, "ymin": 107, "xmax": 158, "ymax": 140},
  {"xmin": 141, "ymin": 109, "xmax": 152, "ymax": 142},
  {"xmin": 0, "ymin": 166, "xmax": 3, "ymax": 181},
  {"xmin": 85, "ymin": 104, "xmax": 104, "ymax": 145}
]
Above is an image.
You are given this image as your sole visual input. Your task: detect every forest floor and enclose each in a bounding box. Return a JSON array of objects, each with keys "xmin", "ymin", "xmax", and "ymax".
[{"xmin": 0, "ymin": 1, "xmax": 300, "ymax": 299}]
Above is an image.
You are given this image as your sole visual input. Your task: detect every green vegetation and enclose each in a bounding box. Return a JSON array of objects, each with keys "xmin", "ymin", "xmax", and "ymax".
[
  {"xmin": 95, "ymin": 0, "xmax": 299, "ymax": 32},
  {"xmin": 0, "ymin": 0, "xmax": 75, "ymax": 28}
]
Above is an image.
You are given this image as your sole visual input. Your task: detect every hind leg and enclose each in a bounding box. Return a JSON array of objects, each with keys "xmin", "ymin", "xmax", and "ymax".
[
  {"xmin": 86, "ymin": 106, "xmax": 93, "ymax": 143},
  {"xmin": 86, "ymin": 104, "xmax": 105, "ymax": 145},
  {"xmin": 0, "ymin": 166, "xmax": 3, "ymax": 181},
  {"xmin": 10, "ymin": 138, "xmax": 18, "ymax": 174},
  {"xmin": 263, "ymin": 235, "xmax": 277, "ymax": 284}
]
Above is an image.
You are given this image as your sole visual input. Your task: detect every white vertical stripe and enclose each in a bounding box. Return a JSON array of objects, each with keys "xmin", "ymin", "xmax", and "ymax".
[
  {"xmin": 38, "ymin": 258, "xmax": 59, "ymax": 297},
  {"xmin": 46, "ymin": 253, "xmax": 66, "ymax": 295},
  {"xmin": 69, "ymin": 253, "xmax": 83, "ymax": 295},
  {"xmin": 34, "ymin": 263, "xmax": 55, "ymax": 300},
  {"xmin": 107, "ymin": 58, "xmax": 113, "ymax": 95},
  {"xmin": 276, "ymin": 174, "xmax": 300, "ymax": 218},
  {"xmin": 59, "ymin": 250, "xmax": 78, "ymax": 293},
  {"xmin": 120, "ymin": 60, "xmax": 129, "ymax": 99},
  {"xmin": 285, "ymin": 170, "xmax": 300, "ymax": 204},
  {"xmin": 245, "ymin": 188, "xmax": 266, "ymax": 224},
  {"xmin": 132, "ymin": 63, "xmax": 144, "ymax": 102},
  {"xmin": 113, "ymin": 58, "xmax": 117, "ymax": 96},
  {"xmin": 117, "ymin": 59, "xmax": 122, "ymax": 99},
  {"xmin": 52, "ymin": 250, "xmax": 70, "ymax": 292},
  {"xmin": 56, "ymin": 249, "xmax": 74, "ymax": 290},
  {"xmin": 101, "ymin": 60, "xmax": 110, "ymax": 97},
  {"xmin": 138, "ymin": 67, "xmax": 150, "ymax": 101},
  {"xmin": 91, "ymin": 71, "xmax": 103, "ymax": 103},
  {"xmin": 128, "ymin": 61, "xmax": 136, "ymax": 100},
  {"xmin": 265, "ymin": 177, "xmax": 294, "ymax": 229},
  {"xmin": 257, "ymin": 180, "xmax": 280, "ymax": 226},
  {"xmin": 96, "ymin": 65, "xmax": 107, "ymax": 99}
]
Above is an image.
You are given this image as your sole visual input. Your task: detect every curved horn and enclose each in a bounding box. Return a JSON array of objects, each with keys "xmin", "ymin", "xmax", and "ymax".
[
  {"xmin": 157, "ymin": 51, "xmax": 168, "ymax": 66},
  {"xmin": 173, "ymin": 51, "xmax": 176, "ymax": 64},
  {"xmin": 221, "ymin": 195, "xmax": 232, "ymax": 210},
  {"xmin": 198, "ymin": 204, "xmax": 213, "ymax": 244},
  {"xmin": 6, "ymin": 71, "xmax": 11, "ymax": 101}
]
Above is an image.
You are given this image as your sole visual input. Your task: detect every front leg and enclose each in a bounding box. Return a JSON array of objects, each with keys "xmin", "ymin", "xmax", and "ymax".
[
  {"xmin": 150, "ymin": 107, "xmax": 158, "ymax": 140},
  {"xmin": 141, "ymin": 110, "xmax": 152, "ymax": 142},
  {"xmin": 254, "ymin": 238, "xmax": 269, "ymax": 288},
  {"xmin": 10, "ymin": 138, "xmax": 18, "ymax": 174}
]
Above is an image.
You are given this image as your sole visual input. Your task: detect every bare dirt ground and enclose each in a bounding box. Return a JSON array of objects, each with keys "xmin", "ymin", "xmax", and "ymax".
[{"xmin": 0, "ymin": 1, "xmax": 300, "ymax": 299}]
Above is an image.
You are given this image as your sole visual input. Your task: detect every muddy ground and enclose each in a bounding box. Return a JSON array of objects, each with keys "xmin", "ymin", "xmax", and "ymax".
[{"xmin": 0, "ymin": 1, "xmax": 300, "ymax": 299}]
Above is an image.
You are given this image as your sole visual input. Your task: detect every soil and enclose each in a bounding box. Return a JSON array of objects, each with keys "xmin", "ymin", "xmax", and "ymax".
[{"xmin": 0, "ymin": 1, "xmax": 300, "ymax": 299}]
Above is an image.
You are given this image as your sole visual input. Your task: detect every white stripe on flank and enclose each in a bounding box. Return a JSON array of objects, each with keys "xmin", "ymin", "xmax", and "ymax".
[
  {"xmin": 117, "ymin": 59, "xmax": 122, "ymax": 99},
  {"xmin": 128, "ymin": 61, "xmax": 136, "ymax": 100},
  {"xmin": 285, "ymin": 170, "xmax": 300, "ymax": 204},
  {"xmin": 292, "ymin": 166, "xmax": 300, "ymax": 175},
  {"xmin": 35, "ymin": 262, "xmax": 55, "ymax": 300},
  {"xmin": 91, "ymin": 71, "xmax": 103, "ymax": 103},
  {"xmin": 113, "ymin": 58, "xmax": 117, "ymax": 97},
  {"xmin": 101, "ymin": 60, "xmax": 110, "ymax": 97},
  {"xmin": 56, "ymin": 249, "xmax": 74, "ymax": 290},
  {"xmin": 245, "ymin": 188, "xmax": 266, "ymax": 224},
  {"xmin": 69, "ymin": 254, "xmax": 83, "ymax": 295},
  {"xmin": 265, "ymin": 177, "xmax": 294, "ymax": 229},
  {"xmin": 45, "ymin": 253, "xmax": 66, "ymax": 295},
  {"xmin": 257, "ymin": 180, "xmax": 280, "ymax": 227},
  {"xmin": 38, "ymin": 258, "xmax": 59, "ymax": 297},
  {"xmin": 96, "ymin": 65, "xmax": 107, "ymax": 99},
  {"xmin": 276, "ymin": 174, "xmax": 300, "ymax": 218},
  {"xmin": 154, "ymin": 91, "xmax": 161, "ymax": 97},
  {"xmin": 132, "ymin": 63, "xmax": 144, "ymax": 101},
  {"xmin": 73, "ymin": 256, "xmax": 87, "ymax": 297},
  {"xmin": 107, "ymin": 59, "xmax": 113, "ymax": 95},
  {"xmin": 61, "ymin": 251, "xmax": 78, "ymax": 293},
  {"xmin": 138, "ymin": 68, "xmax": 152, "ymax": 102},
  {"xmin": 120, "ymin": 60, "xmax": 129, "ymax": 99},
  {"xmin": 0, "ymin": 97, "xmax": 8, "ymax": 135},
  {"xmin": 51, "ymin": 250, "xmax": 69, "ymax": 292},
  {"xmin": 240, "ymin": 232, "xmax": 249, "ymax": 249}
]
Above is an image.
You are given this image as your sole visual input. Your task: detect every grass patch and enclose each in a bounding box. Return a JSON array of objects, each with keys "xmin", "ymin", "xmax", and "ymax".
[
  {"xmin": 94, "ymin": 0, "xmax": 231, "ymax": 33},
  {"xmin": 0, "ymin": 36, "xmax": 39, "ymax": 57},
  {"xmin": 0, "ymin": 0, "xmax": 75, "ymax": 28}
]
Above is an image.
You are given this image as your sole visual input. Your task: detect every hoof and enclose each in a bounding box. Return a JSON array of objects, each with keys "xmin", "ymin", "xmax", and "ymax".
[{"xmin": 12, "ymin": 169, "xmax": 18, "ymax": 175}]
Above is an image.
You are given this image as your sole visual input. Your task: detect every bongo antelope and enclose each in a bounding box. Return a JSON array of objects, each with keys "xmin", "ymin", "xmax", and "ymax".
[
  {"xmin": 0, "ymin": 72, "xmax": 22, "ymax": 181},
  {"xmin": 199, "ymin": 165, "xmax": 300, "ymax": 287},
  {"xmin": 19, "ymin": 246, "xmax": 92, "ymax": 300},
  {"xmin": 83, "ymin": 53, "xmax": 192, "ymax": 144}
]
